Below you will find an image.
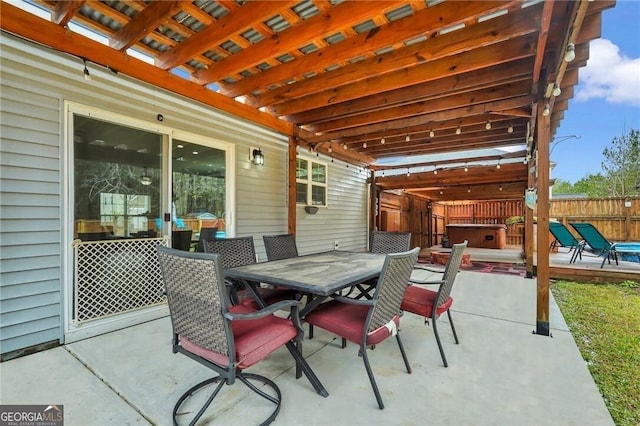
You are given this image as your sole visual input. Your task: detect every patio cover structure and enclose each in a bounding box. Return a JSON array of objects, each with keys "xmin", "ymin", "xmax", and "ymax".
[{"xmin": 0, "ymin": 0, "xmax": 614, "ymax": 335}]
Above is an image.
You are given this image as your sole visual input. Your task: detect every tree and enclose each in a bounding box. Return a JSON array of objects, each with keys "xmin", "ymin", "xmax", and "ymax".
[
  {"xmin": 573, "ymin": 173, "xmax": 609, "ymax": 198},
  {"xmin": 601, "ymin": 129, "xmax": 640, "ymax": 197},
  {"xmin": 552, "ymin": 179, "xmax": 577, "ymax": 194}
]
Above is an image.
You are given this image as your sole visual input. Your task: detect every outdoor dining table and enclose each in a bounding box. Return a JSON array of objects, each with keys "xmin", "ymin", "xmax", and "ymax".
[{"xmin": 225, "ymin": 250, "xmax": 387, "ymax": 317}]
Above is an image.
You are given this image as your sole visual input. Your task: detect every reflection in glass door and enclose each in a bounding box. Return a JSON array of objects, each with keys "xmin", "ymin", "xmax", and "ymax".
[
  {"xmin": 171, "ymin": 139, "xmax": 226, "ymax": 250},
  {"xmin": 73, "ymin": 114, "xmax": 163, "ymax": 240}
]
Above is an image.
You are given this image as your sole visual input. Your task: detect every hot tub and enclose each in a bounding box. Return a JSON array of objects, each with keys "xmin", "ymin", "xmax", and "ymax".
[{"xmin": 446, "ymin": 223, "xmax": 507, "ymax": 249}]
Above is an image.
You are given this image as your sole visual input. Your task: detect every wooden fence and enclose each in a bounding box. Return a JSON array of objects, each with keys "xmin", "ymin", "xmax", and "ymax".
[
  {"xmin": 549, "ymin": 197, "xmax": 639, "ymax": 242},
  {"xmin": 440, "ymin": 197, "xmax": 640, "ymax": 246}
]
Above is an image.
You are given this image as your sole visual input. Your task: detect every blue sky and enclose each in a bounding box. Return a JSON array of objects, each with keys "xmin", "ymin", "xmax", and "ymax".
[{"xmin": 552, "ymin": 0, "xmax": 640, "ymax": 183}]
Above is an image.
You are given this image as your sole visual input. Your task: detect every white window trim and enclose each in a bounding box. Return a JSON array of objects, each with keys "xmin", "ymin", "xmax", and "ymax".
[{"xmin": 296, "ymin": 156, "xmax": 328, "ymax": 207}]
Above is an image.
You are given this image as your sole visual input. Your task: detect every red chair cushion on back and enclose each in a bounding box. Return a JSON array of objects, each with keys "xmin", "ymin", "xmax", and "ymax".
[
  {"xmin": 401, "ymin": 286, "xmax": 453, "ymax": 318},
  {"xmin": 304, "ymin": 301, "xmax": 399, "ymax": 346},
  {"xmin": 180, "ymin": 304, "xmax": 298, "ymax": 369}
]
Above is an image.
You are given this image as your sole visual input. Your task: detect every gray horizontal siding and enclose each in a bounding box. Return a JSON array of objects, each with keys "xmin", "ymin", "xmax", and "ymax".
[
  {"xmin": 1, "ymin": 36, "xmax": 62, "ymax": 355},
  {"xmin": 296, "ymin": 156, "xmax": 369, "ymax": 255}
]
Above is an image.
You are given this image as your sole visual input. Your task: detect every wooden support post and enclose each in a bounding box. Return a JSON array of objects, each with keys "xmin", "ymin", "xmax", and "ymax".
[
  {"xmin": 536, "ymin": 102, "xmax": 551, "ymax": 336},
  {"xmin": 288, "ymin": 136, "xmax": 297, "ymax": 236},
  {"xmin": 370, "ymin": 170, "xmax": 377, "ymax": 233},
  {"xmin": 525, "ymin": 168, "xmax": 535, "ymax": 278}
]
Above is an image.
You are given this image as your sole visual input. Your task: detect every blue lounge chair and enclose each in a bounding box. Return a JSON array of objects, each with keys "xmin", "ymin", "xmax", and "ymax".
[
  {"xmin": 568, "ymin": 222, "xmax": 639, "ymax": 268},
  {"xmin": 549, "ymin": 222, "xmax": 583, "ymax": 263}
]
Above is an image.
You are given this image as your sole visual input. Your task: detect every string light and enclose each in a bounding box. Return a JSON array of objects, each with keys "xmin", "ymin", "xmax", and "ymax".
[
  {"xmin": 380, "ymin": 136, "xmax": 385, "ymax": 144},
  {"xmin": 564, "ymin": 43, "xmax": 576, "ymax": 62},
  {"xmin": 485, "ymin": 121, "xmax": 491, "ymax": 130},
  {"xmin": 467, "ymin": 186, "xmax": 471, "ymax": 193},
  {"xmin": 508, "ymin": 124, "xmax": 514, "ymax": 133},
  {"xmin": 496, "ymin": 160, "xmax": 501, "ymax": 169},
  {"xmin": 429, "ymin": 129, "xmax": 435, "ymax": 137},
  {"xmin": 464, "ymin": 163, "xmax": 468, "ymax": 172},
  {"xmin": 434, "ymin": 166, "xmax": 438, "ymax": 175},
  {"xmin": 405, "ymin": 133, "xmax": 410, "ymax": 142},
  {"xmin": 552, "ymin": 84, "xmax": 561, "ymax": 97},
  {"xmin": 328, "ymin": 145, "xmax": 332, "ymax": 153},
  {"xmin": 407, "ymin": 168, "xmax": 411, "ymax": 177},
  {"xmin": 542, "ymin": 103, "xmax": 550, "ymax": 116},
  {"xmin": 456, "ymin": 126, "xmax": 461, "ymax": 135},
  {"xmin": 363, "ymin": 141, "xmax": 367, "ymax": 148},
  {"xmin": 343, "ymin": 143, "xmax": 348, "ymax": 150},
  {"xmin": 499, "ymin": 185, "xmax": 503, "ymax": 191}
]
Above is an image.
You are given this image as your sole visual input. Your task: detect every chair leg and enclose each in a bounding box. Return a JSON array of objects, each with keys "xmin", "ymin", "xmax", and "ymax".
[
  {"xmin": 447, "ymin": 310, "xmax": 459, "ymax": 344},
  {"xmin": 395, "ymin": 333, "xmax": 412, "ymax": 374},
  {"xmin": 361, "ymin": 347, "xmax": 384, "ymax": 410},
  {"xmin": 341, "ymin": 337, "xmax": 347, "ymax": 349},
  {"xmin": 173, "ymin": 377, "xmax": 225, "ymax": 426},
  {"xmin": 432, "ymin": 314, "xmax": 448, "ymax": 368},
  {"xmin": 308, "ymin": 324, "xmax": 314, "ymax": 339},
  {"xmin": 284, "ymin": 341, "xmax": 328, "ymax": 397}
]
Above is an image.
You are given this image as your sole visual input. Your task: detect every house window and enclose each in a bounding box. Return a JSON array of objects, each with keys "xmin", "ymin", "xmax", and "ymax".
[{"xmin": 296, "ymin": 158, "xmax": 327, "ymax": 206}]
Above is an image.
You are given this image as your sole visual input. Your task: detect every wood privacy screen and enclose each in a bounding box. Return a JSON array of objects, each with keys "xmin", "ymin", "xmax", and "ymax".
[{"xmin": 549, "ymin": 197, "xmax": 640, "ymax": 242}]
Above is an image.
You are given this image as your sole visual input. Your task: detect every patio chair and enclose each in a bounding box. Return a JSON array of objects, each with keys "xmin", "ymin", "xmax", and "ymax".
[
  {"xmin": 569, "ymin": 222, "xmax": 617, "ymax": 268},
  {"xmin": 349, "ymin": 231, "xmax": 412, "ymax": 300},
  {"xmin": 370, "ymin": 231, "xmax": 411, "ymax": 253},
  {"xmin": 549, "ymin": 222, "xmax": 583, "ymax": 263},
  {"xmin": 156, "ymin": 246, "xmax": 327, "ymax": 426},
  {"xmin": 263, "ymin": 234, "xmax": 299, "ymax": 261},
  {"xmin": 196, "ymin": 226, "xmax": 218, "ymax": 252},
  {"xmin": 400, "ymin": 241, "xmax": 467, "ymax": 367},
  {"xmin": 304, "ymin": 247, "xmax": 420, "ymax": 410},
  {"xmin": 203, "ymin": 236, "xmax": 299, "ymax": 308},
  {"xmin": 171, "ymin": 229, "xmax": 192, "ymax": 251}
]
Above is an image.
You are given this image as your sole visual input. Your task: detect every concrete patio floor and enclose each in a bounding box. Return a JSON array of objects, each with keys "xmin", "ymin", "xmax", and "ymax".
[{"xmin": 1, "ymin": 270, "xmax": 614, "ymax": 426}]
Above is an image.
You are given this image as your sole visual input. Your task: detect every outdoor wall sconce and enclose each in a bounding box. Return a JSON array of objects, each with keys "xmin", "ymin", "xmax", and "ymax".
[{"xmin": 251, "ymin": 146, "xmax": 264, "ymax": 166}]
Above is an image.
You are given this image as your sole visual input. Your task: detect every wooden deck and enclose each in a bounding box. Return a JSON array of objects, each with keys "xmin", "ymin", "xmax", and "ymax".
[{"xmin": 420, "ymin": 245, "xmax": 640, "ymax": 284}]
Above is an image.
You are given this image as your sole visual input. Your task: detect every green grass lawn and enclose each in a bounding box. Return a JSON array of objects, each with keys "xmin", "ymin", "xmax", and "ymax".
[{"xmin": 551, "ymin": 280, "xmax": 640, "ymax": 426}]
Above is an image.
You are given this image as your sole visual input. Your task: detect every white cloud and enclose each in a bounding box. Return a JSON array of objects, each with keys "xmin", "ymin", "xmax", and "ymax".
[{"xmin": 576, "ymin": 38, "xmax": 640, "ymax": 106}]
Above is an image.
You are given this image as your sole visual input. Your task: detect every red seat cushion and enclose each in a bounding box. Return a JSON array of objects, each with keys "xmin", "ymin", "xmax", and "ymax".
[
  {"xmin": 180, "ymin": 304, "xmax": 298, "ymax": 369},
  {"xmin": 304, "ymin": 301, "xmax": 399, "ymax": 346},
  {"xmin": 400, "ymin": 286, "xmax": 453, "ymax": 318}
]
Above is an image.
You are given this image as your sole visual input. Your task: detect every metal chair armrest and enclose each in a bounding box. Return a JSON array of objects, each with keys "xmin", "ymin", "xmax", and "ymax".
[
  {"xmin": 224, "ymin": 300, "xmax": 301, "ymax": 321},
  {"xmin": 409, "ymin": 278, "xmax": 445, "ymax": 286}
]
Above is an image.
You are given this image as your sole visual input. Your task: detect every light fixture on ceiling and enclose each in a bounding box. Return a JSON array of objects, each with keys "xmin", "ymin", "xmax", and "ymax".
[
  {"xmin": 82, "ymin": 58, "xmax": 91, "ymax": 81},
  {"xmin": 564, "ymin": 43, "xmax": 576, "ymax": 62},
  {"xmin": 380, "ymin": 136, "xmax": 385, "ymax": 144},
  {"xmin": 496, "ymin": 160, "xmax": 501, "ymax": 169},
  {"xmin": 343, "ymin": 143, "xmax": 348, "ymax": 150},
  {"xmin": 363, "ymin": 141, "xmax": 367, "ymax": 148},
  {"xmin": 439, "ymin": 189, "xmax": 443, "ymax": 195},
  {"xmin": 508, "ymin": 123, "xmax": 514, "ymax": 133},
  {"xmin": 464, "ymin": 163, "xmax": 468, "ymax": 172},
  {"xmin": 140, "ymin": 167, "xmax": 152, "ymax": 186},
  {"xmin": 433, "ymin": 166, "xmax": 438, "ymax": 175},
  {"xmin": 455, "ymin": 126, "xmax": 461, "ymax": 135},
  {"xmin": 407, "ymin": 168, "xmax": 411, "ymax": 177},
  {"xmin": 429, "ymin": 129, "xmax": 435, "ymax": 137},
  {"xmin": 499, "ymin": 184, "xmax": 503, "ymax": 191},
  {"xmin": 251, "ymin": 147, "xmax": 264, "ymax": 166},
  {"xmin": 467, "ymin": 186, "xmax": 471, "ymax": 193},
  {"xmin": 405, "ymin": 133, "xmax": 410, "ymax": 142},
  {"xmin": 328, "ymin": 145, "xmax": 332, "ymax": 153},
  {"xmin": 542, "ymin": 103, "xmax": 550, "ymax": 116},
  {"xmin": 485, "ymin": 121, "xmax": 491, "ymax": 130},
  {"xmin": 552, "ymin": 83, "xmax": 562, "ymax": 97}
]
